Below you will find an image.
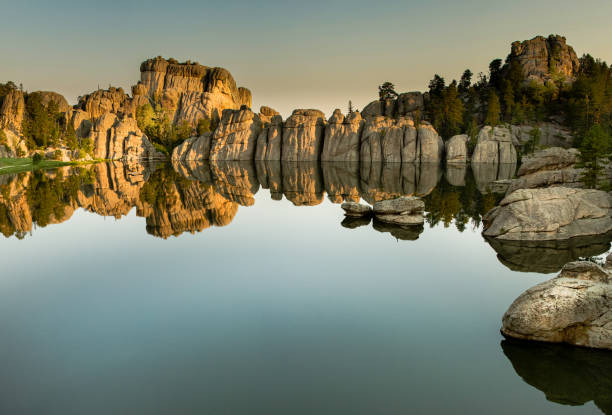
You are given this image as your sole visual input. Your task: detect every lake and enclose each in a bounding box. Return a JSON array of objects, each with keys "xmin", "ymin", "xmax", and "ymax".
[{"xmin": 0, "ymin": 161, "xmax": 610, "ymax": 414}]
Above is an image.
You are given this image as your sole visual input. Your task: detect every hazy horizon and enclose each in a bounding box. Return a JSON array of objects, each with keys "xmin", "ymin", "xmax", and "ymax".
[{"xmin": 2, "ymin": 0, "xmax": 612, "ymax": 117}]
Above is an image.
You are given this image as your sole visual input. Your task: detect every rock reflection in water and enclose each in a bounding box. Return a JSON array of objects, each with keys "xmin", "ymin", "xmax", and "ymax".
[
  {"xmin": 485, "ymin": 233, "xmax": 612, "ymax": 274},
  {"xmin": 501, "ymin": 339, "xmax": 612, "ymax": 414}
]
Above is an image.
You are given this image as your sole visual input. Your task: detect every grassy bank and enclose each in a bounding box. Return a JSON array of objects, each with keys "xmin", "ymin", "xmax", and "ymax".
[{"xmin": 0, "ymin": 157, "xmax": 100, "ymax": 175}]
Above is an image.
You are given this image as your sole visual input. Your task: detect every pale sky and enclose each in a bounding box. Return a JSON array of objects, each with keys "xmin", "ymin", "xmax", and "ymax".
[{"xmin": 1, "ymin": 0, "xmax": 611, "ymax": 117}]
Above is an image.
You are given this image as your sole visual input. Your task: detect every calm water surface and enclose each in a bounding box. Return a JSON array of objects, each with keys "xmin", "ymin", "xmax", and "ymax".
[{"xmin": 0, "ymin": 161, "xmax": 609, "ymax": 414}]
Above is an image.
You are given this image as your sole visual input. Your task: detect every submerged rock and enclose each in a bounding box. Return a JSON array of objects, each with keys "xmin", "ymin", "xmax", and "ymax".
[
  {"xmin": 483, "ymin": 187, "xmax": 612, "ymax": 241},
  {"xmin": 501, "ymin": 260, "xmax": 612, "ymax": 350}
]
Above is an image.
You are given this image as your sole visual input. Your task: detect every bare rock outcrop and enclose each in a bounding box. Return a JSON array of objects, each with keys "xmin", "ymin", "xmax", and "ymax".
[
  {"xmin": 341, "ymin": 202, "xmax": 371, "ymax": 217},
  {"xmin": 506, "ymin": 147, "xmax": 583, "ymax": 194},
  {"xmin": 255, "ymin": 106, "xmax": 283, "ymax": 161},
  {"xmin": 472, "ymin": 126, "xmax": 517, "ymax": 164},
  {"xmin": 445, "ymin": 134, "xmax": 469, "ymax": 163},
  {"xmin": 483, "ymin": 187, "xmax": 612, "ymax": 241},
  {"xmin": 322, "ymin": 109, "xmax": 364, "ymax": 162},
  {"xmin": 501, "ymin": 260, "xmax": 611, "ymax": 350},
  {"xmin": 209, "ymin": 108, "xmax": 262, "ymax": 161},
  {"xmin": 77, "ymin": 87, "xmax": 133, "ymax": 119},
  {"xmin": 509, "ymin": 35, "xmax": 580, "ymax": 84},
  {"xmin": 138, "ymin": 57, "xmax": 251, "ymax": 126},
  {"xmin": 172, "ymin": 133, "xmax": 213, "ymax": 161},
  {"xmin": 0, "ymin": 89, "xmax": 25, "ymax": 133},
  {"xmin": 361, "ymin": 92, "xmax": 424, "ymax": 119},
  {"xmin": 282, "ymin": 109, "xmax": 325, "ymax": 162},
  {"xmin": 90, "ymin": 113, "xmax": 164, "ymax": 161}
]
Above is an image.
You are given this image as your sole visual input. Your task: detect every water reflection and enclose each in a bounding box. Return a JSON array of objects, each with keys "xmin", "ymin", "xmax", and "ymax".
[
  {"xmin": 0, "ymin": 160, "xmax": 609, "ymax": 271},
  {"xmin": 501, "ymin": 339, "xmax": 612, "ymax": 414}
]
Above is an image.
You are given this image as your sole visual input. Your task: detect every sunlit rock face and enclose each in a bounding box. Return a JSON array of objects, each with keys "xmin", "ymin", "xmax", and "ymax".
[
  {"xmin": 509, "ymin": 35, "xmax": 580, "ymax": 84},
  {"xmin": 501, "ymin": 260, "xmax": 612, "ymax": 350},
  {"xmin": 0, "ymin": 89, "xmax": 25, "ymax": 133},
  {"xmin": 209, "ymin": 108, "xmax": 262, "ymax": 161},
  {"xmin": 172, "ymin": 133, "xmax": 213, "ymax": 161},
  {"xmin": 90, "ymin": 114, "xmax": 164, "ymax": 161},
  {"xmin": 137, "ymin": 57, "xmax": 251, "ymax": 125},
  {"xmin": 361, "ymin": 92, "xmax": 424, "ymax": 119},
  {"xmin": 282, "ymin": 110, "xmax": 326, "ymax": 162},
  {"xmin": 255, "ymin": 106, "xmax": 283, "ymax": 162},
  {"xmin": 501, "ymin": 339, "xmax": 612, "ymax": 413},
  {"xmin": 321, "ymin": 110, "xmax": 363, "ymax": 162},
  {"xmin": 483, "ymin": 187, "xmax": 612, "ymax": 241}
]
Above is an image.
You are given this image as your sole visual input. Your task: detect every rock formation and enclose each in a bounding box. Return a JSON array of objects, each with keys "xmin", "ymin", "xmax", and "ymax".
[
  {"xmin": 321, "ymin": 110, "xmax": 363, "ymax": 162},
  {"xmin": 341, "ymin": 202, "xmax": 371, "ymax": 217},
  {"xmin": 282, "ymin": 110, "xmax": 326, "ymax": 162},
  {"xmin": 508, "ymin": 35, "xmax": 580, "ymax": 84},
  {"xmin": 209, "ymin": 108, "xmax": 261, "ymax": 161},
  {"xmin": 0, "ymin": 89, "xmax": 25, "ymax": 132},
  {"xmin": 255, "ymin": 106, "xmax": 283, "ymax": 161},
  {"xmin": 501, "ymin": 259, "xmax": 612, "ymax": 350},
  {"xmin": 172, "ymin": 133, "xmax": 213, "ymax": 161},
  {"xmin": 483, "ymin": 187, "xmax": 612, "ymax": 241},
  {"xmin": 372, "ymin": 196, "xmax": 425, "ymax": 225},
  {"xmin": 471, "ymin": 126, "xmax": 517, "ymax": 164},
  {"xmin": 137, "ymin": 57, "xmax": 251, "ymax": 126},
  {"xmin": 445, "ymin": 134, "xmax": 469, "ymax": 163},
  {"xmin": 89, "ymin": 113, "xmax": 164, "ymax": 161},
  {"xmin": 361, "ymin": 92, "xmax": 424, "ymax": 119}
]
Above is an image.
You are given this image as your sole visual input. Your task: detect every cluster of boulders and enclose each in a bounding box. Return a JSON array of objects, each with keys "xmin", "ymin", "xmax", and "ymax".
[
  {"xmin": 341, "ymin": 196, "xmax": 425, "ymax": 225},
  {"xmin": 502, "ymin": 256, "xmax": 612, "ymax": 350}
]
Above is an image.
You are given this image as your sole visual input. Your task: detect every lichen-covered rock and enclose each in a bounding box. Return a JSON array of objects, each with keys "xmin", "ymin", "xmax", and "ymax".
[
  {"xmin": 209, "ymin": 108, "xmax": 261, "ymax": 161},
  {"xmin": 501, "ymin": 260, "xmax": 611, "ymax": 350},
  {"xmin": 341, "ymin": 201, "xmax": 371, "ymax": 217},
  {"xmin": 483, "ymin": 187, "xmax": 612, "ymax": 241},
  {"xmin": 255, "ymin": 106, "xmax": 283, "ymax": 161},
  {"xmin": 509, "ymin": 35, "xmax": 580, "ymax": 84},
  {"xmin": 472, "ymin": 126, "xmax": 517, "ymax": 164},
  {"xmin": 445, "ymin": 134, "xmax": 469, "ymax": 163},
  {"xmin": 172, "ymin": 133, "xmax": 213, "ymax": 160},
  {"xmin": 282, "ymin": 109, "xmax": 325, "ymax": 162},
  {"xmin": 321, "ymin": 109, "xmax": 363, "ymax": 162}
]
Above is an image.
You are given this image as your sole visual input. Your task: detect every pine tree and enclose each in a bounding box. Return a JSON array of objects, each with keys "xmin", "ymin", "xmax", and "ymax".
[{"xmin": 485, "ymin": 90, "xmax": 501, "ymax": 126}]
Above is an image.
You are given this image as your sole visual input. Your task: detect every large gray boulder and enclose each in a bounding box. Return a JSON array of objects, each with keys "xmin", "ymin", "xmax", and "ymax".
[
  {"xmin": 501, "ymin": 260, "xmax": 611, "ymax": 350},
  {"xmin": 321, "ymin": 109, "xmax": 363, "ymax": 162},
  {"xmin": 341, "ymin": 202, "xmax": 372, "ymax": 217},
  {"xmin": 483, "ymin": 187, "xmax": 612, "ymax": 241},
  {"xmin": 445, "ymin": 134, "xmax": 469, "ymax": 163},
  {"xmin": 472, "ymin": 126, "xmax": 517, "ymax": 164},
  {"xmin": 518, "ymin": 147, "xmax": 579, "ymax": 176},
  {"xmin": 373, "ymin": 196, "xmax": 425, "ymax": 225}
]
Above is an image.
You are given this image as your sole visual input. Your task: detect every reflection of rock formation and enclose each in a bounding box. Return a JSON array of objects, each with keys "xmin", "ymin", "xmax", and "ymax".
[
  {"xmin": 472, "ymin": 162, "xmax": 517, "ymax": 193},
  {"xmin": 281, "ymin": 162, "xmax": 324, "ymax": 206},
  {"xmin": 322, "ymin": 162, "xmax": 360, "ymax": 203},
  {"xmin": 373, "ymin": 220, "xmax": 424, "ymax": 241},
  {"xmin": 485, "ymin": 233, "xmax": 612, "ymax": 274},
  {"xmin": 360, "ymin": 162, "xmax": 442, "ymax": 203},
  {"xmin": 341, "ymin": 216, "xmax": 372, "ymax": 229},
  {"xmin": 502, "ymin": 339, "xmax": 612, "ymax": 413},
  {"xmin": 209, "ymin": 161, "xmax": 259, "ymax": 206}
]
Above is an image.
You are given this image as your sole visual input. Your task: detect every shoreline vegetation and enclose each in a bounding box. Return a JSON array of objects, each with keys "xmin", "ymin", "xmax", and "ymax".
[{"xmin": 0, "ymin": 157, "xmax": 101, "ymax": 175}]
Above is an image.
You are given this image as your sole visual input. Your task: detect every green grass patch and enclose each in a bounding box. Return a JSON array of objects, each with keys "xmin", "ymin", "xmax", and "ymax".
[{"xmin": 0, "ymin": 157, "xmax": 102, "ymax": 175}]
